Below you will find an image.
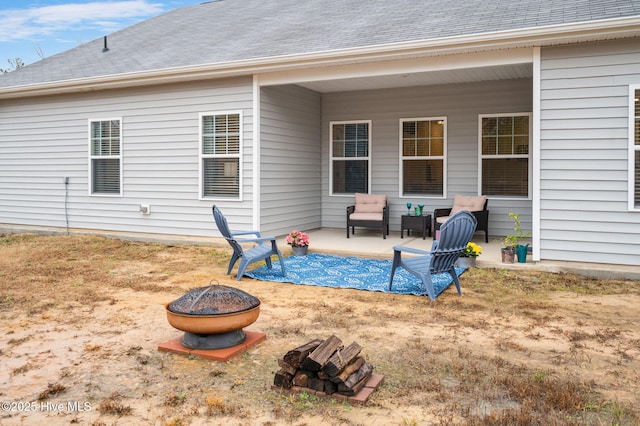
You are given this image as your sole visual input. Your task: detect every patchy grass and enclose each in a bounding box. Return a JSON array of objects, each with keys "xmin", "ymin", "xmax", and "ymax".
[
  {"xmin": 37, "ymin": 383, "xmax": 67, "ymax": 401},
  {"xmin": 97, "ymin": 392, "xmax": 133, "ymax": 416},
  {"xmin": 0, "ymin": 233, "xmax": 639, "ymax": 425}
]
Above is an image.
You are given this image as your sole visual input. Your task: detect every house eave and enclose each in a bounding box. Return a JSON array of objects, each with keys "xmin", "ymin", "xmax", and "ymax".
[{"xmin": 1, "ymin": 16, "xmax": 639, "ymax": 100}]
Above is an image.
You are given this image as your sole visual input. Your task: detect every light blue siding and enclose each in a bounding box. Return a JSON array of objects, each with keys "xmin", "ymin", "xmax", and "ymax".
[
  {"xmin": 259, "ymin": 85, "xmax": 322, "ymax": 236},
  {"xmin": 0, "ymin": 77, "xmax": 255, "ymax": 238},
  {"xmin": 539, "ymin": 38, "xmax": 640, "ymax": 265}
]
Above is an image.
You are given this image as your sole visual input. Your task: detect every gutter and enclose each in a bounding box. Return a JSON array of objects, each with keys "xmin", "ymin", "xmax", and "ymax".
[{"xmin": 1, "ymin": 16, "xmax": 639, "ymax": 99}]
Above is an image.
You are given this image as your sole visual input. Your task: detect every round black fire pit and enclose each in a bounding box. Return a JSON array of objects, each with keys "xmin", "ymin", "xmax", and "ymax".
[{"xmin": 166, "ymin": 282, "xmax": 260, "ymax": 350}]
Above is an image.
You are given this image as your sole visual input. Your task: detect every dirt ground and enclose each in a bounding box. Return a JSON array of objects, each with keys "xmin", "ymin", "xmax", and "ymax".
[{"xmin": 0, "ymin": 234, "xmax": 639, "ymax": 425}]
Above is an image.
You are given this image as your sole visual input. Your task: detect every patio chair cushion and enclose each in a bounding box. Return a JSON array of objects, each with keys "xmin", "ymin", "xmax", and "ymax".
[
  {"xmin": 449, "ymin": 194, "xmax": 487, "ymax": 216},
  {"xmin": 349, "ymin": 212, "xmax": 383, "ymax": 221},
  {"xmin": 353, "ymin": 193, "xmax": 387, "ymax": 214},
  {"xmin": 434, "ymin": 194, "xmax": 489, "ymax": 243}
]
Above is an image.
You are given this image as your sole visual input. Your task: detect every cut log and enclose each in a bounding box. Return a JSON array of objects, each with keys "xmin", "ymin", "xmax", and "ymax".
[
  {"xmin": 317, "ymin": 370, "xmax": 330, "ymax": 380},
  {"xmin": 273, "ymin": 369, "xmax": 293, "ymax": 388},
  {"xmin": 277, "ymin": 358, "xmax": 297, "ymax": 376},
  {"xmin": 283, "ymin": 338, "xmax": 323, "ymax": 369},
  {"xmin": 324, "ymin": 379, "xmax": 338, "ymax": 395},
  {"xmin": 323, "ymin": 341, "xmax": 362, "ymax": 377},
  {"xmin": 308, "ymin": 376, "xmax": 325, "ymax": 392},
  {"xmin": 330, "ymin": 356, "xmax": 365, "ymax": 383},
  {"xmin": 292, "ymin": 370, "xmax": 311, "ymax": 388},
  {"xmin": 337, "ymin": 371, "xmax": 371, "ymax": 396},
  {"xmin": 301, "ymin": 335, "xmax": 343, "ymax": 372},
  {"xmin": 342, "ymin": 361, "xmax": 373, "ymax": 390}
]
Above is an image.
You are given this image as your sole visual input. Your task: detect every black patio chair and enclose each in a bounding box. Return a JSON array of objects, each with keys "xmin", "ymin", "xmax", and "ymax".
[
  {"xmin": 346, "ymin": 193, "xmax": 390, "ymax": 239},
  {"xmin": 434, "ymin": 194, "xmax": 488, "ymax": 243}
]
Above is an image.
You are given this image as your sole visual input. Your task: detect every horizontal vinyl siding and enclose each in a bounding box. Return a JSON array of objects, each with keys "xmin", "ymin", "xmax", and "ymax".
[
  {"xmin": 0, "ymin": 77, "xmax": 255, "ymax": 238},
  {"xmin": 321, "ymin": 78, "xmax": 533, "ymax": 238},
  {"xmin": 539, "ymin": 38, "xmax": 640, "ymax": 266},
  {"xmin": 260, "ymin": 85, "xmax": 322, "ymax": 236}
]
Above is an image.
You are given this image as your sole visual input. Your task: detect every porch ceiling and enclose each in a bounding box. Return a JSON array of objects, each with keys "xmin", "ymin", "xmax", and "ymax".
[{"xmin": 297, "ymin": 63, "xmax": 532, "ymax": 93}]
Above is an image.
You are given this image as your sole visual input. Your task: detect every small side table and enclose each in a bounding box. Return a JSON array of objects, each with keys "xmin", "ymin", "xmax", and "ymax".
[{"xmin": 401, "ymin": 214, "xmax": 432, "ymax": 239}]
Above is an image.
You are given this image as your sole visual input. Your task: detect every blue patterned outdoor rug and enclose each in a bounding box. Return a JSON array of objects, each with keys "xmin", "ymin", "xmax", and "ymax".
[{"xmin": 245, "ymin": 253, "xmax": 466, "ymax": 297}]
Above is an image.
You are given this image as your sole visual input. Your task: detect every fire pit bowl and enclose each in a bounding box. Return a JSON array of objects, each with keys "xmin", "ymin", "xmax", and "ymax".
[{"xmin": 166, "ymin": 283, "xmax": 260, "ymax": 350}]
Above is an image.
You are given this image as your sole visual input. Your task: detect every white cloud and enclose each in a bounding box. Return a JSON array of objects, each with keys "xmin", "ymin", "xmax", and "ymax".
[{"xmin": 0, "ymin": 1, "xmax": 164, "ymax": 42}]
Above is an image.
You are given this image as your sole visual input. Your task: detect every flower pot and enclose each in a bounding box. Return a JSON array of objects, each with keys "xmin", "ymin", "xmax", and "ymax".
[
  {"xmin": 456, "ymin": 257, "xmax": 476, "ymax": 268},
  {"xmin": 501, "ymin": 247, "xmax": 515, "ymax": 263},
  {"xmin": 291, "ymin": 246, "xmax": 308, "ymax": 256},
  {"xmin": 516, "ymin": 244, "xmax": 529, "ymax": 263}
]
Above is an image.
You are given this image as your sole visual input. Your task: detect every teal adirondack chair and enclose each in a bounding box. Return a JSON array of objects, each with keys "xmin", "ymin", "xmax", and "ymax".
[
  {"xmin": 212, "ymin": 205, "xmax": 286, "ymax": 280},
  {"xmin": 389, "ymin": 210, "xmax": 477, "ymax": 300}
]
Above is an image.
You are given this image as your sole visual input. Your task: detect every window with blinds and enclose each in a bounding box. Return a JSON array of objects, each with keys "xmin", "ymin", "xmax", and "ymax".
[
  {"xmin": 400, "ymin": 118, "xmax": 445, "ymax": 196},
  {"xmin": 331, "ymin": 121, "xmax": 370, "ymax": 194},
  {"xmin": 480, "ymin": 114, "xmax": 531, "ymax": 197},
  {"xmin": 90, "ymin": 119, "xmax": 121, "ymax": 195},
  {"xmin": 201, "ymin": 112, "xmax": 241, "ymax": 199},
  {"xmin": 633, "ymin": 88, "xmax": 640, "ymax": 208}
]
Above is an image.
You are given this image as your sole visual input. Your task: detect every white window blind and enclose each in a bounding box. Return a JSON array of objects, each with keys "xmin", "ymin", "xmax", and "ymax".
[
  {"xmin": 201, "ymin": 112, "xmax": 241, "ymax": 199},
  {"xmin": 400, "ymin": 118, "xmax": 445, "ymax": 196},
  {"xmin": 633, "ymin": 89, "xmax": 640, "ymax": 208},
  {"xmin": 90, "ymin": 120, "xmax": 121, "ymax": 195},
  {"xmin": 480, "ymin": 114, "xmax": 530, "ymax": 197},
  {"xmin": 331, "ymin": 121, "xmax": 370, "ymax": 194}
]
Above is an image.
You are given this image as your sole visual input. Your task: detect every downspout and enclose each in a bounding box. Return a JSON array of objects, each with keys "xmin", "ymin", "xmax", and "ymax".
[
  {"xmin": 532, "ymin": 46, "xmax": 541, "ymax": 262},
  {"xmin": 252, "ymin": 75, "xmax": 261, "ymax": 231}
]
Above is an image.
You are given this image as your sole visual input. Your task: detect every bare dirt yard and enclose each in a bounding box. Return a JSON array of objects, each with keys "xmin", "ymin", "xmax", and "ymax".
[{"xmin": 1, "ymin": 234, "xmax": 639, "ymax": 425}]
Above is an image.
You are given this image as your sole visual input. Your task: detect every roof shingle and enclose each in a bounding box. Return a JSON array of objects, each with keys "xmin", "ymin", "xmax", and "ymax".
[{"xmin": 2, "ymin": 0, "xmax": 640, "ymax": 88}]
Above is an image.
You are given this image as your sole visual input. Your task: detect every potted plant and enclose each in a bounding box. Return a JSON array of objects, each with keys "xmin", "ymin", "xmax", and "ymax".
[
  {"xmin": 286, "ymin": 230, "xmax": 310, "ymax": 256},
  {"xmin": 456, "ymin": 242, "xmax": 482, "ymax": 268},
  {"xmin": 502, "ymin": 211, "xmax": 531, "ymax": 263}
]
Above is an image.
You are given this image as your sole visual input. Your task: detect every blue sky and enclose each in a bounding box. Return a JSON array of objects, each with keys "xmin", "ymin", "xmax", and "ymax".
[{"xmin": 0, "ymin": 0, "xmax": 204, "ymax": 67}]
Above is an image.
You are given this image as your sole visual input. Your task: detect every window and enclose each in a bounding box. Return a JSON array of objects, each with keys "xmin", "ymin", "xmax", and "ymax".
[
  {"xmin": 400, "ymin": 117, "xmax": 445, "ymax": 196},
  {"xmin": 89, "ymin": 119, "xmax": 121, "ymax": 195},
  {"xmin": 631, "ymin": 87, "xmax": 640, "ymax": 209},
  {"xmin": 330, "ymin": 121, "xmax": 370, "ymax": 194},
  {"xmin": 480, "ymin": 113, "xmax": 531, "ymax": 197},
  {"xmin": 200, "ymin": 112, "xmax": 241, "ymax": 199}
]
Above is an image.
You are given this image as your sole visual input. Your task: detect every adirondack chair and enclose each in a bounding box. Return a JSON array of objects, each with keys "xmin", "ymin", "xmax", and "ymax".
[
  {"xmin": 212, "ymin": 205, "xmax": 286, "ymax": 280},
  {"xmin": 388, "ymin": 210, "xmax": 477, "ymax": 300}
]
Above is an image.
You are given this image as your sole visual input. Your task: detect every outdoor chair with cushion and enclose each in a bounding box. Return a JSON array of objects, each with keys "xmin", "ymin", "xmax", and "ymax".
[
  {"xmin": 212, "ymin": 205, "xmax": 286, "ymax": 280},
  {"xmin": 434, "ymin": 194, "xmax": 489, "ymax": 243},
  {"xmin": 346, "ymin": 193, "xmax": 390, "ymax": 239},
  {"xmin": 389, "ymin": 210, "xmax": 477, "ymax": 301}
]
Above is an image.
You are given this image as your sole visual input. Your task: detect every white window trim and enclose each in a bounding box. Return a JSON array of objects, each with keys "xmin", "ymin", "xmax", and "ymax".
[
  {"xmin": 329, "ymin": 120, "xmax": 372, "ymax": 196},
  {"xmin": 629, "ymin": 85, "xmax": 640, "ymax": 211},
  {"xmin": 478, "ymin": 112, "xmax": 533, "ymax": 199},
  {"xmin": 88, "ymin": 117, "xmax": 123, "ymax": 197},
  {"xmin": 198, "ymin": 110, "xmax": 243, "ymax": 201},
  {"xmin": 398, "ymin": 116, "xmax": 447, "ymax": 199}
]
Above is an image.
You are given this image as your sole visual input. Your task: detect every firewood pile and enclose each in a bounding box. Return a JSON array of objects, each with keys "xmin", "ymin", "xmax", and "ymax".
[{"xmin": 273, "ymin": 335, "xmax": 374, "ymax": 396}]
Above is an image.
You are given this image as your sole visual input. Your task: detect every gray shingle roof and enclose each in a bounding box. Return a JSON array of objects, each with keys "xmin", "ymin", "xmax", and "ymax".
[{"xmin": 2, "ymin": 0, "xmax": 640, "ymax": 89}]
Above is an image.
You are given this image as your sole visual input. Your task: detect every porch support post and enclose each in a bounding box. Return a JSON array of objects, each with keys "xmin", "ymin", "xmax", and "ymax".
[
  {"xmin": 252, "ymin": 75, "xmax": 261, "ymax": 231},
  {"xmin": 532, "ymin": 46, "xmax": 541, "ymax": 262}
]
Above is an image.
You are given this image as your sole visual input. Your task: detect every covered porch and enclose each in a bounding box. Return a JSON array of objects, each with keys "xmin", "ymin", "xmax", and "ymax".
[
  {"xmin": 258, "ymin": 48, "xmax": 537, "ymax": 257},
  {"xmin": 281, "ymin": 227, "xmax": 513, "ymax": 265},
  {"xmin": 276, "ymin": 228, "xmax": 640, "ymax": 281}
]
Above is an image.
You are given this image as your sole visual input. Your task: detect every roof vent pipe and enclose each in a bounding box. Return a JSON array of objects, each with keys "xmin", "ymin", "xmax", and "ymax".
[{"xmin": 102, "ymin": 36, "xmax": 109, "ymax": 52}]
